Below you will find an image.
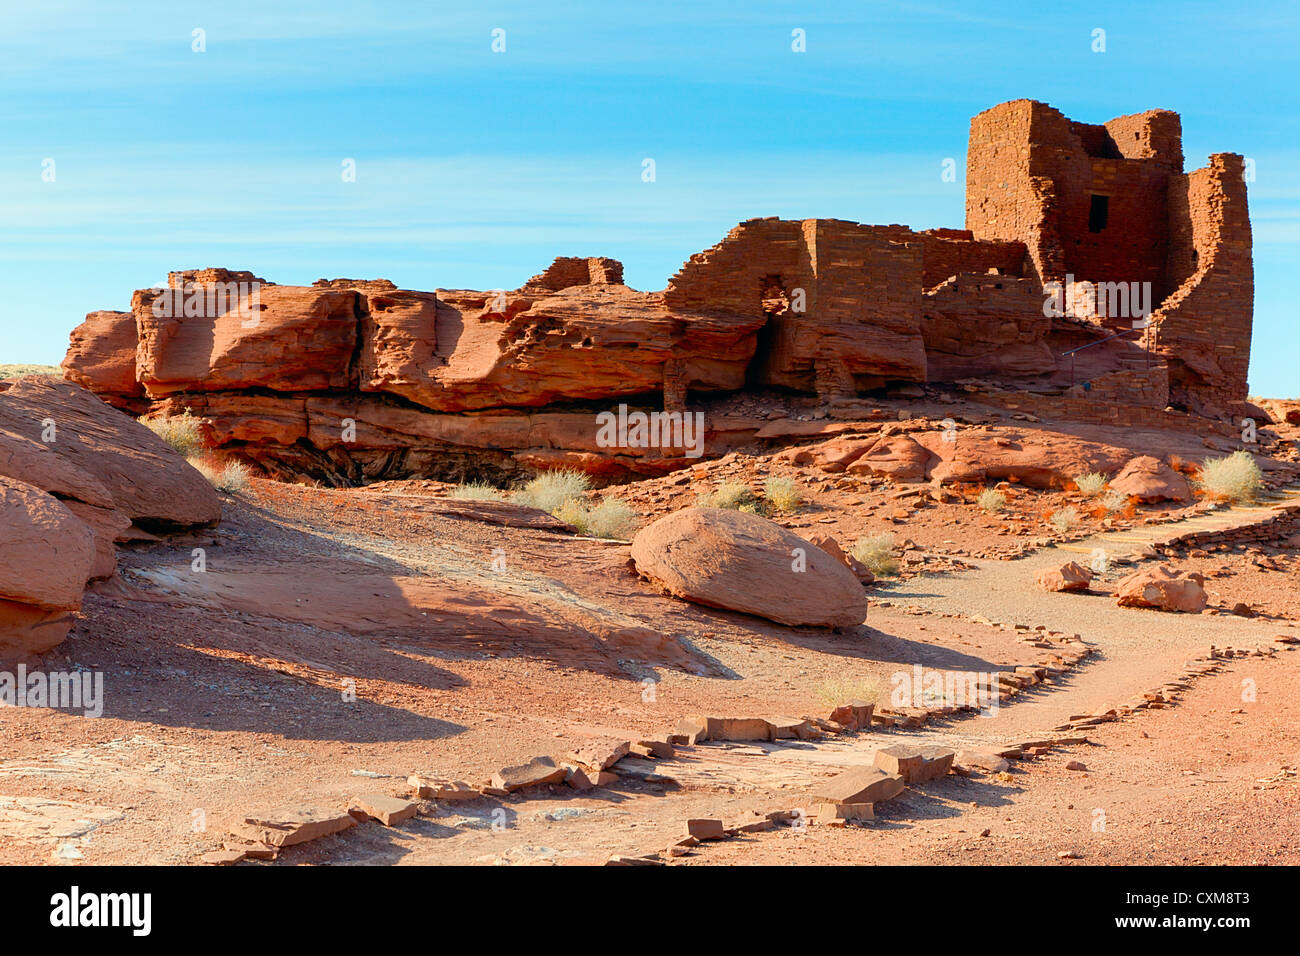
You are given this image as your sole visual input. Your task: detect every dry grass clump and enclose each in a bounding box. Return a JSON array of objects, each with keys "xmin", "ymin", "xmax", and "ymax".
[
  {"xmin": 513, "ymin": 469, "xmax": 591, "ymax": 514},
  {"xmin": 698, "ymin": 481, "xmax": 764, "ymax": 514},
  {"xmin": 555, "ymin": 497, "xmax": 638, "ymax": 540},
  {"xmin": 762, "ymin": 476, "xmax": 803, "ymax": 514},
  {"xmin": 977, "ymin": 488, "xmax": 1007, "ymax": 513},
  {"xmin": 1197, "ymin": 450, "xmax": 1263, "ymax": 503},
  {"xmin": 146, "ymin": 410, "xmax": 205, "ymax": 459},
  {"xmin": 449, "ymin": 482, "xmax": 505, "ymax": 501},
  {"xmin": 1073, "ymin": 472, "xmax": 1108, "ymax": 497},
  {"xmin": 511, "ymin": 469, "xmax": 635, "ymax": 539},
  {"xmin": 849, "ymin": 533, "xmax": 899, "ymax": 577},
  {"xmin": 1050, "ymin": 506, "xmax": 1079, "ymax": 533},
  {"xmin": 815, "ymin": 675, "xmax": 884, "ymax": 710},
  {"xmin": 190, "ymin": 458, "xmax": 252, "ymax": 495}
]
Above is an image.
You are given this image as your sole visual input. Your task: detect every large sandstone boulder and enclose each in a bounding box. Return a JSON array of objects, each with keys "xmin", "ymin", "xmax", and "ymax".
[
  {"xmin": 844, "ymin": 434, "xmax": 938, "ymax": 482},
  {"xmin": 1115, "ymin": 565, "xmax": 1207, "ymax": 613},
  {"xmin": 921, "ymin": 430, "xmax": 1131, "ymax": 489},
  {"xmin": 630, "ymin": 507, "xmax": 868, "ymax": 629},
  {"xmin": 0, "ymin": 476, "xmax": 96, "ymax": 656},
  {"xmin": 1108, "ymin": 456, "xmax": 1192, "ymax": 502},
  {"xmin": 0, "ymin": 376, "xmax": 220, "ymax": 529}
]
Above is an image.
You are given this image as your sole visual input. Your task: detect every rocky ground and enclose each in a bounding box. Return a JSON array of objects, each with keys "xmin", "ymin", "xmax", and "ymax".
[{"xmin": 2, "ymin": 400, "xmax": 1298, "ymax": 866}]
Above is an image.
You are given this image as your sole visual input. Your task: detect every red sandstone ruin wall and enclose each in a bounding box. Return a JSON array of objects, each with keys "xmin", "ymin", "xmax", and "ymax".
[
  {"xmin": 967, "ymin": 101, "xmax": 1179, "ymax": 293},
  {"xmin": 1153, "ymin": 153, "xmax": 1254, "ymax": 412}
]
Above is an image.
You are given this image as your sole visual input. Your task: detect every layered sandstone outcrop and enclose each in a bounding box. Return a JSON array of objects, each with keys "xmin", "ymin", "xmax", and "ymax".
[
  {"xmin": 60, "ymin": 100, "xmax": 1254, "ymax": 485},
  {"xmin": 0, "ymin": 376, "xmax": 221, "ymax": 657}
]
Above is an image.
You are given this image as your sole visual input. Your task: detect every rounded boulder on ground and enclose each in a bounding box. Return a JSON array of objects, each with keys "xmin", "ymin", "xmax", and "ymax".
[
  {"xmin": 1114, "ymin": 564, "xmax": 1207, "ymax": 613},
  {"xmin": 630, "ymin": 506, "xmax": 868, "ymax": 629}
]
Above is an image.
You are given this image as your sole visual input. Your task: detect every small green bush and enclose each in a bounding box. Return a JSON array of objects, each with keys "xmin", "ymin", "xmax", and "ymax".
[{"xmin": 977, "ymin": 488, "xmax": 1007, "ymax": 513}]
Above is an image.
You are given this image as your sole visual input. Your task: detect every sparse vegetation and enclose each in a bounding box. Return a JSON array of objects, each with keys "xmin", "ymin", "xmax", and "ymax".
[
  {"xmin": 1073, "ymin": 472, "xmax": 1108, "ymax": 497},
  {"xmin": 762, "ymin": 475, "xmax": 803, "ymax": 513},
  {"xmin": 449, "ymin": 482, "xmax": 505, "ymax": 501},
  {"xmin": 815, "ymin": 675, "xmax": 884, "ymax": 710},
  {"xmin": 1050, "ymin": 506, "xmax": 1079, "ymax": 533},
  {"xmin": 513, "ymin": 469, "xmax": 591, "ymax": 514},
  {"xmin": 191, "ymin": 458, "xmax": 252, "ymax": 495},
  {"xmin": 1197, "ymin": 450, "xmax": 1263, "ymax": 503},
  {"xmin": 977, "ymin": 488, "xmax": 1007, "ymax": 513},
  {"xmin": 698, "ymin": 481, "xmax": 764, "ymax": 514},
  {"xmin": 0, "ymin": 363, "xmax": 61, "ymax": 379},
  {"xmin": 556, "ymin": 496, "xmax": 638, "ymax": 540},
  {"xmin": 1101, "ymin": 490, "xmax": 1129, "ymax": 514},
  {"xmin": 145, "ymin": 410, "xmax": 205, "ymax": 458},
  {"xmin": 849, "ymin": 533, "xmax": 900, "ymax": 577}
]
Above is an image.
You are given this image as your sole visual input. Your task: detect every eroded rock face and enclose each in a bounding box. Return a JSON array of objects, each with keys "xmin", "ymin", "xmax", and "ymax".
[
  {"xmin": 630, "ymin": 506, "xmax": 868, "ymax": 629},
  {"xmin": 0, "ymin": 476, "xmax": 96, "ymax": 656},
  {"xmin": 1115, "ymin": 565, "xmax": 1207, "ymax": 613},
  {"xmin": 0, "ymin": 377, "xmax": 220, "ymax": 529},
  {"xmin": 1108, "ymin": 455, "xmax": 1192, "ymax": 502},
  {"xmin": 61, "ymin": 310, "xmax": 144, "ymax": 409},
  {"xmin": 0, "ymin": 377, "xmax": 222, "ymax": 657}
]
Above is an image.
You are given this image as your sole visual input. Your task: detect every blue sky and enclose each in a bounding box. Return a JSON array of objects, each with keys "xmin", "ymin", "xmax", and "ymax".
[{"xmin": 1, "ymin": 1, "xmax": 1295, "ymax": 395}]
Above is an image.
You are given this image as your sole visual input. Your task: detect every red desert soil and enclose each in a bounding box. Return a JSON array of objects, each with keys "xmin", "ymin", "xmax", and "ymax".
[{"xmin": 2, "ymin": 458, "xmax": 1297, "ymax": 865}]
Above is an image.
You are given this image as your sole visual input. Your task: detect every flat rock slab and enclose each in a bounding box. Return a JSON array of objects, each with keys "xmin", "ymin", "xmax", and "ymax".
[
  {"xmin": 567, "ymin": 737, "xmax": 632, "ymax": 771},
  {"xmin": 236, "ymin": 806, "xmax": 356, "ymax": 847},
  {"xmin": 349, "ymin": 794, "xmax": 420, "ymax": 827},
  {"xmin": 813, "ymin": 766, "xmax": 905, "ymax": 805},
  {"xmin": 491, "ymin": 756, "xmax": 566, "ymax": 792},
  {"xmin": 816, "ymin": 802, "xmax": 874, "ymax": 823},
  {"xmin": 408, "ymin": 774, "xmax": 479, "ymax": 801},
  {"xmin": 686, "ymin": 819, "xmax": 728, "ymax": 841},
  {"xmin": 873, "ymin": 744, "xmax": 956, "ymax": 783}
]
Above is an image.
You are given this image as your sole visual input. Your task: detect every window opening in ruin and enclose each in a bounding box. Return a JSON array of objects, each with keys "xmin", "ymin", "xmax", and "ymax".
[{"xmin": 1088, "ymin": 194, "xmax": 1110, "ymax": 233}]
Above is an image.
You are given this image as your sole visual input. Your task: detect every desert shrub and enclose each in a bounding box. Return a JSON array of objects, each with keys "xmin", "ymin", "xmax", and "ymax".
[
  {"xmin": 849, "ymin": 533, "xmax": 900, "ymax": 577},
  {"xmin": 146, "ymin": 410, "xmax": 205, "ymax": 458},
  {"xmin": 513, "ymin": 469, "xmax": 591, "ymax": 513},
  {"xmin": 977, "ymin": 488, "xmax": 1006, "ymax": 513},
  {"xmin": 698, "ymin": 481, "xmax": 764, "ymax": 514},
  {"xmin": 1197, "ymin": 450, "xmax": 1263, "ymax": 503},
  {"xmin": 1050, "ymin": 506, "xmax": 1079, "ymax": 533},
  {"xmin": 190, "ymin": 458, "xmax": 251, "ymax": 495},
  {"xmin": 815, "ymin": 675, "xmax": 884, "ymax": 710},
  {"xmin": 1073, "ymin": 472, "xmax": 1108, "ymax": 497},
  {"xmin": 449, "ymin": 482, "xmax": 505, "ymax": 501},
  {"xmin": 557, "ymin": 497, "xmax": 638, "ymax": 539},
  {"xmin": 762, "ymin": 475, "xmax": 803, "ymax": 513}
]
